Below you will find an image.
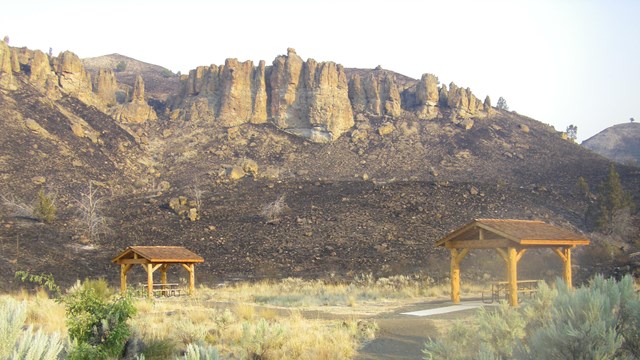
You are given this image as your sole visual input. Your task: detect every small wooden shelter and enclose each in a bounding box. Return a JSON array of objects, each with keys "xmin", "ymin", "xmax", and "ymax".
[
  {"xmin": 436, "ymin": 219, "xmax": 589, "ymax": 306},
  {"xmin": 112, "ymin": 246, "xmax": 204, "ymax": 297}
]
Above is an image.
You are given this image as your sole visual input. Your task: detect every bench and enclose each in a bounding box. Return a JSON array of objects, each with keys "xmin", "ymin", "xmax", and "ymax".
[{"xmin": 482, "ymin": 280, "xmax": 541, "ymax": 304}]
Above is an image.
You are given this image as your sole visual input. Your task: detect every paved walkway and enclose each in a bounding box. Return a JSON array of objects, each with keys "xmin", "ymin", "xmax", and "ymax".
[
  {"xmin": 401, "ymin": 300, "xmax": 492, "ymax": 317},
  {"xmin": 356, "ymin": 299, "xmax": 496, "ymax": 360}
]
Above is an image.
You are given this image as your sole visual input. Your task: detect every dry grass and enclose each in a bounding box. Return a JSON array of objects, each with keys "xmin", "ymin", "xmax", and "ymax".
[
  {"xmin": 129, "ymin": 297, "xmax": 376, "ymax": 359},
  {"xmin": 198, "ymin": 274, "xmax": 484, "ymax": 316},
  {"xmin": 3, "ymin": 274, "xmax": 485, "ymax": 359},
  {"xmin": 9, "ymin": 289, "xmax": 66, "ymax": 336}
]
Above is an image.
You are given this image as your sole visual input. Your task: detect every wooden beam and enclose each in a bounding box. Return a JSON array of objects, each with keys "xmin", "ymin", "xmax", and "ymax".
[
  {"xmin": 553, "ymin": 247, "xmax": 572, "ymax": 288},
  {"xmin": 495, "ymin": 248, "xmax": 508, "ymax": 263},
  {"xmin": 516, "ymin": 249, "xmax": 527, "ymax": 262},
  {"xmin": 188, "ymin": 264, "xmax": 195, "ymax": 295},
  {"xmin": 161, "ymin": 264, "xmax": 169, "ymax": 285},
  {"xmin": 450, "ymin": 248, "xmax": 468, "ymax": 304},
  {"xmin": 146, "ymin": 263, "xmax": 153, "ymax": 297},
  {"xmin": 507, "ymin": 247, "xmax": 519, "ymax": 307},
  {"xmin": 446, "ymin": 239, "xmax": 515, "ymax": 249},
  {"xmin": 120, "ymin": 264, "xmax": 132, "ymax": 294},
  {"xmin": 117, "ymin": 259, "xmax": 150, "ymax": 265}
]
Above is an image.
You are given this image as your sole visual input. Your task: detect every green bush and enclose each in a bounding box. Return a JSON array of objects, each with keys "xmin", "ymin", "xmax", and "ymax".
[
  {"xmin": 33, "ymin": 189, "xmax": 56, "ymax": 223},
  {"xmin": 423, "ymin": 275, "xmax": 640, "ymax": 359},
  {"xmin": 63, "ymin": 280, "xmax": 136, "ymax": 359}
]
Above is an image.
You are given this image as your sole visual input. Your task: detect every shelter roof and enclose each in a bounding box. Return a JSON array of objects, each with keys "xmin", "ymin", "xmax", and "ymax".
[
  {"xmin": 112, "ymin": 246, "xmax": 204, "ymax": 264},
  {"xmin": 436, "ymin": 219, "xmax": 589, "ymax": 248}
]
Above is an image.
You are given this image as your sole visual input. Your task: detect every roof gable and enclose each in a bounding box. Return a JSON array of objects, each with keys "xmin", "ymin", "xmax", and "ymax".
[
  {"xmin": 436, "ymin": 219, "xmax": 589, "ymax": 248},
  {"xmin": 112, "ymin": 246, "xmax": 204, "ymax": 263}
]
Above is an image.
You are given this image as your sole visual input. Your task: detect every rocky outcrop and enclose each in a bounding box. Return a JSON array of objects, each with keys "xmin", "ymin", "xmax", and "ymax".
[
  {"xmin": 0, "ymin": 40, "xmax": 17, "ymax": 90},
  {"xmin": 55, "ymin": 51, "xmax": 93, "ymax": 96},
  {"xmin": 218, "ymin": 58, "xmax": 268, "ymax": 126},
  {"xmin": 173, "ymin": 48, "xmax": 353, "ymax": 142},
  {"xmin": 348, "ymin": 71, "xmax": 402, "ymax": 117},
  {"xmin": 94, "ymin": 68, "xmax": 117, "ymax": 105},
  {"xmin": 446, "ymin": 82, "xmax": 484, "ymax": 117},
  {"xmin": 415, "ymin": 73, "xmax": 440, "ymax": 119},
  {"xmin": 270, "ymin": 49, "xmax": 354, "ymax": 141},
  {"xmin": 111, "ymin": 75, "xmax": 157, "ymax": 123}
]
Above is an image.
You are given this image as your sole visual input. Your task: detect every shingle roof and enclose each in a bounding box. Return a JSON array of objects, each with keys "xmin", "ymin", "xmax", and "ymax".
[
  {"xmin": 112, "ymin": 246, "xmax": 204, "ymax": 263},
  {"xmin": 436, "ymin": 219, "xmax": 589, "ymax": 247}
]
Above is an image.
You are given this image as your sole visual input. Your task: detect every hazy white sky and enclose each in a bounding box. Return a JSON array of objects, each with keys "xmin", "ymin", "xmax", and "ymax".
[{"xmin": 1, "ymin": 0, "xmax": 638, "ymax": 141}]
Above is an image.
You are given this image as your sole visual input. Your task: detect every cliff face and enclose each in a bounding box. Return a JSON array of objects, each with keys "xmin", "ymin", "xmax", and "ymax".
[
  {"xmin": 1, "ymin": 43, "xmax": 496, "ymax": 143},
  {"xmin": 172, "ymin": 48, "xmax": 354, "ymax": 142}
]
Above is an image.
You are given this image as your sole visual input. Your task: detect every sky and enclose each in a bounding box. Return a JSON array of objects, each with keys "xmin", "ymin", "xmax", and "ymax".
[{"xmin": 1, "ymin": 0, "xmax": 638, "ymax": 141}]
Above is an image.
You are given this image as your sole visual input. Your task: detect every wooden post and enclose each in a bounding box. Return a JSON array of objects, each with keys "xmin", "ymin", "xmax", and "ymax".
[
  {"xmin": 181, "ymin": 263, "xmax": 196, "ymax": 296},
  {"xmin": 553, "ymin": 247, "xmax": 572, "ymax": 288},
  {"xmin": 161, "ymin": 264, "xmax": 168, "ymax": 285},
  {"xmin": 189, "ymin": 264, "xmax": 195, "ymax": 295},
  {"xmin": 146, "ymin": 263, "xmax": 153, "ymax": 298},
  {"xmin": 449, "ymin": 248, "xmax": 469, "ymax": 304},
  {"xmin": 120, "ymin": 264, "xmax": 131, "ymax": 294},
  {"xmin": 507, "ymin": 247, "xmax": 518, "ymax": 307}
]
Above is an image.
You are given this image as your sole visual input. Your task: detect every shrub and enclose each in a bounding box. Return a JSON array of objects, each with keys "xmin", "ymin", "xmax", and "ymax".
[
  {"xmin": 63, "ymin": 280, "xmax": 136, "ymax": 359},
  {"xmin": 0, "ymin": 298, "xmax": 27, "ymax": 358},
  {"xmin": 0, "ymin": 298, "xmax": 63, "ymax": 360},
  {"xmin": 74, "ymin": 182, "xmax": 111, "ymax": 241},
  {"xmin": 422, "ymin": 275, "xmax": 640, "ymax": 359},
  {"xmin": 261, "ymin": 195, "xmax": 287, "ymax": 224},
  {"xmin": 33, "ymin": 189, "xmax": 56, "ymax": 223},
  {"xmin": 239, "ymin": 319, "xmax": 288, "ymax": 359},
  {"xmin": 10, "ymin": 326, "xmax": 63, "ymax": 360},
  {"xmin": 140, "ymin": 338, "xmax": 178, "ymax": 360},
  {"xmin": 178, "ymin": 343, "xmax": 220, "ymax": 360}
]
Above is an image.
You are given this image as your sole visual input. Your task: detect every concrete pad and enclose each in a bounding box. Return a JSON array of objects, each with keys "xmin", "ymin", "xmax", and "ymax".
[{"xmin": 401, "ymin": 301, "xmax": 488, "ymax": 317}]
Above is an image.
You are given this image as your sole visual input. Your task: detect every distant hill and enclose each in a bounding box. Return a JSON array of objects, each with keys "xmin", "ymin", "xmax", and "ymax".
[
  {"xmin": 82, "ymin": 53, "xmax": 181, "ymax": 101},
  {"xmin": 582, "ymin": 123, "xmax": 640, "ymax": 166}
]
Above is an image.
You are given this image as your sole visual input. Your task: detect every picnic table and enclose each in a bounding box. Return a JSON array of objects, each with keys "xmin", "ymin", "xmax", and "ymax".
[
  {"xmin": 151, "ymin": 283, "xmax": 182, "ymax": 297},
  {"xmin": 482, "ymin": 280, "xmax": 540, "ymax": 304}
]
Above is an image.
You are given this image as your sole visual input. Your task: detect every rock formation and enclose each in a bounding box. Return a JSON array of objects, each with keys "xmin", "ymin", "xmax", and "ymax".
[
  {"xmin": 55, "ymin": 51, "xmax": 93, "ymax": 96},
  {"xmin": 270, "ymin": 49, "xmax": 353, "ymax": 141},
  {"xmin": 111, "ymin": 75, "xmax": 157, "ymax": 123},
  {"xmin": 173, "ymin": 48, "xmax": 354, "ymax": 142},
  {"xmin": 0, "ymin": 40, "xmax": 16, "ymax": 90},
  {"xmin": 415, "ymin": 73, "xmax": 440, "ymax": 119},
  {"xmin": 446, "ymin": 82, "xmax": 483, "ymax": 117},
  {"xmin": 94, "ymin": 68, "xmax": 117, "ymax": 105},
  {"xmin": 348, "ymin": 71, "xmax": 402, "ymax": 117}
]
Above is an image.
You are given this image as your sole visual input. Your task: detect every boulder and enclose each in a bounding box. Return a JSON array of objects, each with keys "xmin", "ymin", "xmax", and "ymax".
[
  {"xmin": 378, "ymin": 122, "xmax": 395, "ymax": 136},
  {"xmin": 226, "ymin": 166, "xmax": 246, "ymax": 180}
]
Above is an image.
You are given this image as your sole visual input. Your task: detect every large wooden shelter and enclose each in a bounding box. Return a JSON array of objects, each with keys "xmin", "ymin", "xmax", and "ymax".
[
  {"xmin": 436, "ymin": 219, "xmax": 589, "ymax": 306},
  {"xmin": 112, "ymin": 246, "xmax": 204, "ymax": 297}
]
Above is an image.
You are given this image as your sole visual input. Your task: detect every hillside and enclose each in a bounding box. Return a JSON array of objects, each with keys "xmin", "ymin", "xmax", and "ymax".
[
  {"xmin": 582, "ymin": 122, "xmax": 640, "ymax": 166},
  {"xmin": 82, "ymin": 53, "xmax": 181, "ymax": 101},
  {"xmin": 0, "ymin": 42, "xmax": 639, "ymax": 290}
]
